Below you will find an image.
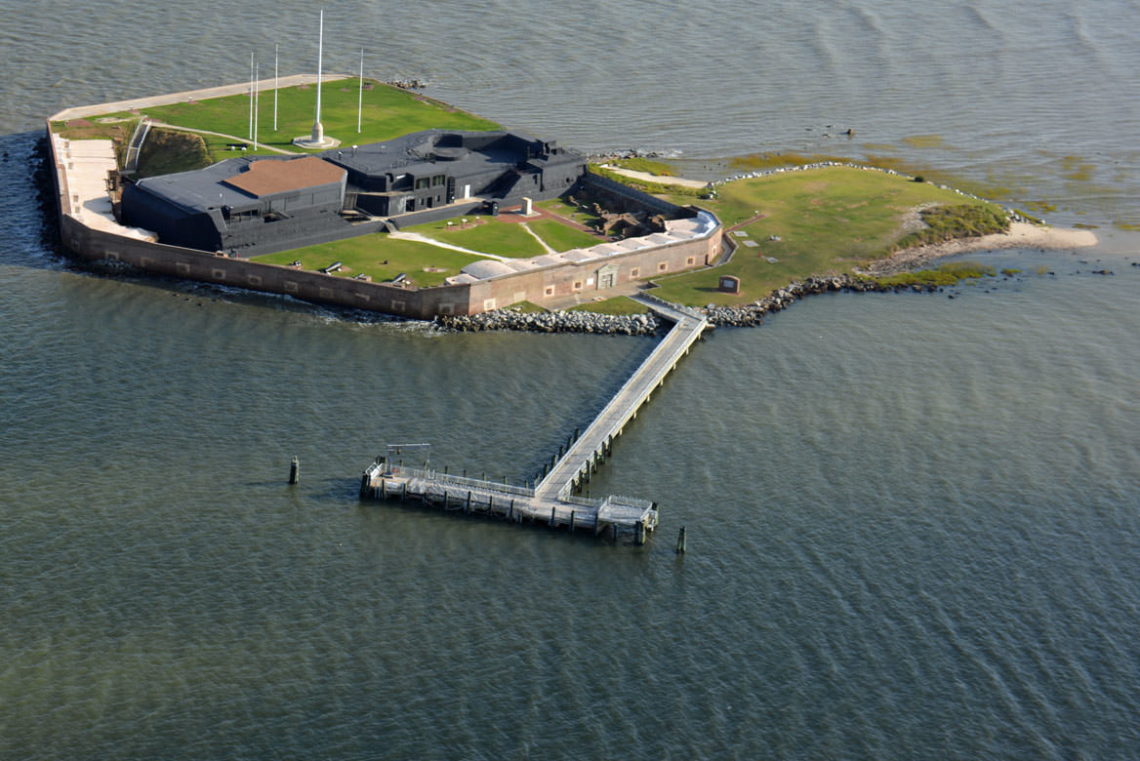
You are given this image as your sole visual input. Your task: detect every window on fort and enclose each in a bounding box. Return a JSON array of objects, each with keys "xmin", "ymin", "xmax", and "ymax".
[
  {"xmin": 630, "ymin": 267, "xmax": 640, "ymax": 278},
  {"xmin": 658, "ymin": 262, "xmax": 668, "ymax": 272},
  {"xmin": 686, "ymin": 256, "xmax": 695, "ymax": 266},
  {"xmin": 573, "ymin": 281, "xmax": 582, "ymax": 291},
  {"xmin": 544, "ymin": 286, "xmax": 554, "ymax": 296}
]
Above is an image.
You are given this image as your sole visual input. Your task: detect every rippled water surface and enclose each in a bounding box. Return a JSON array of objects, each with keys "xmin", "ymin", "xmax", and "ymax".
[{"xmin": 2, "ymin": 2, "xmax": 1139, "ymax": 759}]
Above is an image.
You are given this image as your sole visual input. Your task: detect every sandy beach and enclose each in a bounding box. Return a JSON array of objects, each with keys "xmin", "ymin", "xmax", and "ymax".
[
  {"xmin": 600, "ymin": 165, "xmax": 709, "ymax": 189},
  {"xmin": 863, "ymin": 222, "xmax": 1099, "ymax": 275}
]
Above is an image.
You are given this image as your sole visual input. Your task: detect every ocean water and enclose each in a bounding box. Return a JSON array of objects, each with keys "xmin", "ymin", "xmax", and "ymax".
[{"xmin": 2, "ymin": 1, "xmax": 1139, "ymax": 759}]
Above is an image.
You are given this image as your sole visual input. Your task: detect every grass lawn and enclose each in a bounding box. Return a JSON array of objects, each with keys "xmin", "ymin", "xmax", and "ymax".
[
  {"xmin": 132, "ymin": 79, "xmax": 499, "ymax": 160},
  {"xmin": 648, "ymin": 166, "xmax": 1001, "ymax": 306},
  {"xmin": 567, "ymin": 296, "xmax": 649, "ymax": 315},
  {"xmin": 609, "ymin": 157, "xmax": 677, "ymax": 176},
  {"xmin": 527, "ymin": 218, "xmax": 603, "ymax": 251},
  {"xmin": 252, "ymin": 233, "xmax": 482, "ymax": 287},
  {"xmin": 403, "ymin": 218, "xmax": 545, "ymax": 258}
]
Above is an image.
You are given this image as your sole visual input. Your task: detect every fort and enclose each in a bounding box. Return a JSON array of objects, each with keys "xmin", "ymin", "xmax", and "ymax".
[{"xmin": 47, "ymin": 76, "xmax": 724, "ymax": 320}]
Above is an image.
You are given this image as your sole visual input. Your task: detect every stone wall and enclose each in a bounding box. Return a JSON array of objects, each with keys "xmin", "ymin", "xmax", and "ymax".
[
  {"xmin": 59, "ymin": 215, "xmax": 474, "ymax": 318},
  {"xmin": 467, "ymin": 231, "xmax": 723, "ymax": 311}
]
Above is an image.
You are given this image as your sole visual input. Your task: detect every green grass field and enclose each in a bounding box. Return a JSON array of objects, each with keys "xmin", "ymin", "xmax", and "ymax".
[
  {"xmin": 252, "ymin": 234, "xmax": 482, "ymax": 287},
  {"xmin": 138, "ymin": 79, "xmax": 499, "ymax": 159},
  {"xmin": 649, "ymin": 166, "xmax": 1002, "ymax": 306},
  {"xmin": 526, "ymin": 218, "xmax": 602, "ymax": 251},
  {"xmin": 567, "ymin": 296, "xmax": 649, "ymax": 315},
  {"xmin": 405, "ymin": 216, "xmax": 602, "ymax": 257},
  {"xmin": 403, "ymin": 218, "xmax": 545, "ymax": 258}
]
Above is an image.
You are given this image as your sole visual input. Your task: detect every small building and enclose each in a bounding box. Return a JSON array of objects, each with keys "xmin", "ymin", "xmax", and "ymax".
[
  {"xmin": 120, "ymin": 129, "xmax": 586, "ymax": 256},
  {"xmin": 121, "ymin": 155, "xmax": 349, "ymax": 254},
  {"xmin": 328, "ymin": 130, "xmax": 584, "ymax": 217}
]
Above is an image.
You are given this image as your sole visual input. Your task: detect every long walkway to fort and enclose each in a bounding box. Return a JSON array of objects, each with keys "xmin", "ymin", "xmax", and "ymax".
[{"xmin": 360, "ymin": 295, "xmax": 710, "ymax": 542}]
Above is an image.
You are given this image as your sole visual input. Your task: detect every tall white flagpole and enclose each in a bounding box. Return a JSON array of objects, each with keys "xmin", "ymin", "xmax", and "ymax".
[
  {"xmin": 273, "ymin": 43, "xmax": 279, "ymax": 133},
  {"xmin": 357, "ymin": 48, "xmax": 364, "ymax": 133},
  {"xmin": 253, "ymin": 59, "xmax": 259, "ymax": 149},
  {"xmin": 315, "ymin": 9, "xmax": 324, "ymax": 127},
  {"xmin": 248, "ymin": 51, "xmax": 255, "ymax": 141}
]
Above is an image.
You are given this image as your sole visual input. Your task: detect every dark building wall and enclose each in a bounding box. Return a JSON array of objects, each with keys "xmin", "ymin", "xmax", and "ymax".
[
  {"xmin": 385, "ymin": 201, "xmax": 484, "ymax": 231},
  {"xmin": 121, "ymin": 183, "xmax": 223, "ymax": 251}
]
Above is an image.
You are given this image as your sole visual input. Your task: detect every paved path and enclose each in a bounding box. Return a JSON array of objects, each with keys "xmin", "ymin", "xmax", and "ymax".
[
  {"xmin": 598, "ymin": 165, "xmax": 710, "ymax": 189},
  {"xmin": 49, "ymin": 74, "xmax": 349, "ymax": 121},
  {"xmin": 519, "ymin": 222, "xmax": 557, "ymax": 255},
  {"xmin": 149, "ymin": 121, "xmax": 299, "ymax": 155}
]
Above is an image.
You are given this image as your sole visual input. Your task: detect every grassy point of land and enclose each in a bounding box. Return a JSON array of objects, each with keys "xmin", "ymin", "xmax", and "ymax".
[
  {"xmin": 646, "ymin": 165, "xmax": 1008, "ymax": 306},
  {"xmin": 869, "ymin": 261, "xmax": 997, "ymax": 288},
  {"xmin": 608, "ymin": 157, "xmax": 677, "ymax": 176}
]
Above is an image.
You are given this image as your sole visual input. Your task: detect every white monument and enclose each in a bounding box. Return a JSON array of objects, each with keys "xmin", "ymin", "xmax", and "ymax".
[{"xmin": 293, "ymin": 9, "xmax": 340, "ymax": 149}]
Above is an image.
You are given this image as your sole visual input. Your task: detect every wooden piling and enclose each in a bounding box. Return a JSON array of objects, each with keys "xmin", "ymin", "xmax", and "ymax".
[
  {"xmin": 288, "ymin": 456, "xmax": 300, "ymax": 484},
  {"xmin": 676, "ymin": 526, "xmax": 687, "ymax": 554}
]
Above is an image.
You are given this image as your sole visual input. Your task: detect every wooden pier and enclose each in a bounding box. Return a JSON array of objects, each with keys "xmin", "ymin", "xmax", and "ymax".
[{"xmin": 359, "ymin": 295, "xmax": 710, "ymax": 542}]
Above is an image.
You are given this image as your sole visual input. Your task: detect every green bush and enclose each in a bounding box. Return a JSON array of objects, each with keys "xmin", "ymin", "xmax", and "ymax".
[{"xmin": 895, "ymin": 204, "xmax": 1009, "ymax": 249}]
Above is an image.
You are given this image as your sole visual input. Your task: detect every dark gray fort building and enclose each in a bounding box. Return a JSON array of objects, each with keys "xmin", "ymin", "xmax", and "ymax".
[{"xmin": 120, "ymin": 129, "xmax": 585, "ymax": 255}]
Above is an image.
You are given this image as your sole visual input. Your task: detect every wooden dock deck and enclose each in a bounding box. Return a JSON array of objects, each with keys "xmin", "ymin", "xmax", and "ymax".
[{"xmin": 359, "ymin": 295, "xmax": 709, "ymax": 542}]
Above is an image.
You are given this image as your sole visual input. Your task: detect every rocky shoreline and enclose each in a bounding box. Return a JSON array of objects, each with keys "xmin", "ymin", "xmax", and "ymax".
[
  {"xmin": 702, "ymin": 275, "xmax": 941, "ymax": 327},
  {"xmin": 435, "ymin": 309, "xmax": 661, "ymax": 335},
  {"xmin": 432, "ymin": 275, "xmax": 949, "ymax": 334}
]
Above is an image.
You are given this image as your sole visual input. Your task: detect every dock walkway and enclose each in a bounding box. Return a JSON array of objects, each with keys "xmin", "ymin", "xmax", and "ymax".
[
  {"xmin": 534, "ymin": 295, "xmax": 708, "ymax": 501},
  {"xmin": 360, "ymin": 295, "xmax": 709, "ymax": 542}
]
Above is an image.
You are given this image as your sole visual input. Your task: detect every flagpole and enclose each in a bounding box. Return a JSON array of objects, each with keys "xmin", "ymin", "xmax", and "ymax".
[
  {"xmin": 357, "ymin": 48, "xmax": 364, "ymax": 133},
  {"xmin": 253, "ymin": 59, "xmax": 259, "ymax": 150},
  {"xmin": 315, "ymin": 9, "xmax": 324, "ymax": 128},
  {"xmin": 273, "ymin": 43, "xmax": 279, "ymax": 133},
  {"xmin": 248, "ymin": 51, "xmax": 254, "ymax": 141}
]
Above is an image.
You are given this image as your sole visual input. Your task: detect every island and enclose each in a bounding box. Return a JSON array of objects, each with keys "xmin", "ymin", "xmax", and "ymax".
[{"xmin": 46, "ymin": 74, "xmax": 1096, "ymax": 325}]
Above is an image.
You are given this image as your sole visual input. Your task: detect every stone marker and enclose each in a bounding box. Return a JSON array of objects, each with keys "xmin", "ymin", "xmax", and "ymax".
[{"xmin": 719, "ymin": 275, "xmax": 741, "ymax": 294}]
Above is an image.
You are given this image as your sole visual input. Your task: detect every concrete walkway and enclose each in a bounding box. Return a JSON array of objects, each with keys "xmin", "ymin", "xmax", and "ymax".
[
  {"xmin": 149, "ymin": 122, "xmax": 299, "ymax": 155},
  {"xmin": 598, "ymin": 165, "xmax": 710, "ymax": 189},
  {"xmin": 49, "ymin": 74, "xmax": 350, "ymax": 122},
  {"xmin": 519, "ymin": 222, "xmax": 557, "ymax": 255}
]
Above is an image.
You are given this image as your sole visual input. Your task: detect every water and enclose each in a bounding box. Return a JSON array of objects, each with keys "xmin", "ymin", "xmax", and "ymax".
[{"xmin": 2, "ymin": 1, "xmax": 1139, "ymax": 758}]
